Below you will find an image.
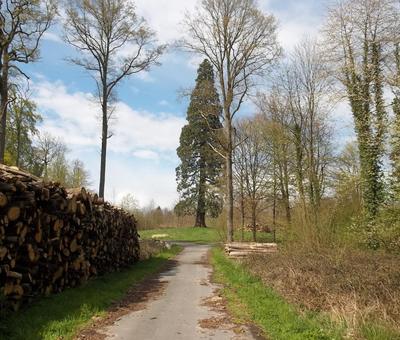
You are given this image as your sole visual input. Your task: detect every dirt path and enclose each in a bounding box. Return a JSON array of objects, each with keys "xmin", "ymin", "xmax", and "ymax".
[{"xmin": 98, "ymin": 244, "xmax": 257, "ymax": 340}]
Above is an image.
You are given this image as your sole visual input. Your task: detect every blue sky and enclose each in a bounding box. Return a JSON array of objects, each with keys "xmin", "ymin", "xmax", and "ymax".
[{"xmin": 19, "ymin": 0, "xmax": 354, "ymax": 208}]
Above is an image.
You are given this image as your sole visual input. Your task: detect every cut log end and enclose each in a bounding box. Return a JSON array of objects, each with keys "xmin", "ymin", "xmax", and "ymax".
[{"xmin": 7, "ymin": 206, "xmax": 21, "ymax": 222}]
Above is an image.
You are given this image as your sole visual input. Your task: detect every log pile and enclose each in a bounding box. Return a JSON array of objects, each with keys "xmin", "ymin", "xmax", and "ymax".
[
  {"xmin": 0, "ymin": 165, "xmax": 139, "ymax": 311},
  {"xmin": 225, "ymin": 242, "xmax": 278, "ymax": 258}
]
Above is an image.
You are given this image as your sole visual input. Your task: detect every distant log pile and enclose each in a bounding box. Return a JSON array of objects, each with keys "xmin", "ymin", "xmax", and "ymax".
[
  {"xmin": 225, "ymin": 242, "xmax": 278, "ymax": 258},
  {"xmin": 244, "ymin": 224, "xmax": 272, "ymax": 233},
  {"xmin": 0, "ymin": 165, "xmax": 139, "ymax": 311}
]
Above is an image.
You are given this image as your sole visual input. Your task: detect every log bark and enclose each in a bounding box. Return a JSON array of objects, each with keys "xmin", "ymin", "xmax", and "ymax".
[{"xmin": 0, "ymin": 164, "xmax": 140, "ymax": 312}]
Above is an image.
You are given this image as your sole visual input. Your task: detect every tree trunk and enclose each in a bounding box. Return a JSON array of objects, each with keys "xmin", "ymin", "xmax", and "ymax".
[
  {"xmin": 240, "ymin": 171, "xmax": 245, "ymax": 242},
  {"xmin": 0, "ymin": 51, "xmax": 9, "ymax": 164},
  {"xmin": 251, "ymin": 203, "xmax": 257, "ymax": 242},
  {"xmin": 273, "ymin": 185, "xmax": 277, "ymax": 243},
  {"xmin": 99, "ymin": 99, "xmax": 108, "ymax": 198},
  {"xmin": 16, "ymin": 114, "xmax": 22, "ymax": 167},
  {"xmin": 195, "ymin": 160, "xmax": 207, "ymax": 228},
  {"xmin": 195, "ymin": 210, "xmax": 206, "ymax": 228},
  {"xmin": 225, "ymin": 116, "xmax": 234, "ymax": 242}
]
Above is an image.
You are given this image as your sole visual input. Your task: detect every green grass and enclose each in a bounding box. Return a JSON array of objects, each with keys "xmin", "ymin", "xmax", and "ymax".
[
  {"xmin": 139, "ymin": 227, "xmax": 276, "ymax": 243},
  {"xmin": 210, "ymin": 247, "xmax": 345, "ymax": 340},
  {"xmin": 0, "ymin": 246, "xmax": 182, "ymax": 340},
  {"xmin": 361, "ymin": 321, "xmax": 400, "ymax": 340}
]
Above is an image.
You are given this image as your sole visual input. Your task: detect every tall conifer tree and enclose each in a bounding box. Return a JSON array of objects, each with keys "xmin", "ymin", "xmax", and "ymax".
[{"xmin": 175, "ymin": 59, "xmax": 223, "ymax": 227}]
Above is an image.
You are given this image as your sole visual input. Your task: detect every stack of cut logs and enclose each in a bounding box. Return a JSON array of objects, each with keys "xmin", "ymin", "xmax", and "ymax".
[
  {"xmin": 225, "ymin": 242, "xmax": 278, "ymax": 258},
  {"xmin": 0, "ymin": 165, "xmax": 139, "ymax": 312}
]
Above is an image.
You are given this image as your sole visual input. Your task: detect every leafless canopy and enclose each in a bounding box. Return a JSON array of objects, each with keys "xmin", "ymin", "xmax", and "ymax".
[
  {"xmin": 0, "ymin": 0, "xmax": 55, "ymax": 79},
  {"xmin": 64, "ymin": 0, "xmax": 165, "ymax": 106},
  {"xmin": 323, "ymin": 0, "xmax": 400, "ymax": 87},
  {"xmin": 64, "ymin": 0, "xmax": 165, "ymax": 197},
  {"xmin": 181, "ymin": 0, "xmax": 281, "ymax": 117}
]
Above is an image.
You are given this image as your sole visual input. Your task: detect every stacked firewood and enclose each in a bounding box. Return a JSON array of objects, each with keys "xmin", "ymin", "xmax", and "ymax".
[
  {"xmin": 225, "ymin": 242, "xmax": 278, "ymax": 258},
  {"xmin": 0, "ymin": 165, "xmax": 139, "ymax": 311}
]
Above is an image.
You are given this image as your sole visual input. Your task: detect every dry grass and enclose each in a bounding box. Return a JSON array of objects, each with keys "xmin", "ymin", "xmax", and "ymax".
[{"xmin": 243, "ymin": 247, "xmax": 400, "ymax": 339}]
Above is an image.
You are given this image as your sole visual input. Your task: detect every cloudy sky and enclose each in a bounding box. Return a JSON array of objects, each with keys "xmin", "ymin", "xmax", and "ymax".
[{"xmin": 21, "ymin": 0, "xmax": 354, "ymax": 208}]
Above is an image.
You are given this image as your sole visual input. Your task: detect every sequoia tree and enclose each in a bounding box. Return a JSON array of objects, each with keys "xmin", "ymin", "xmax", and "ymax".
[{"xmin": 175, "ymin": 59, "xmax": 223, "ymax": 228}]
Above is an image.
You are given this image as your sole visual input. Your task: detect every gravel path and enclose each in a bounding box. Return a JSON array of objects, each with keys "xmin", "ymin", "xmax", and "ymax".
[{"xmin": 103, "ymin": 243, "xmax": 256, "ymax": 340}]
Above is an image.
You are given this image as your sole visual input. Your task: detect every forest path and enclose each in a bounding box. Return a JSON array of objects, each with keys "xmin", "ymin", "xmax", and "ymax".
[{"xmin": 103, "ymin": 243, "xmax": 256, "ymax": 340}]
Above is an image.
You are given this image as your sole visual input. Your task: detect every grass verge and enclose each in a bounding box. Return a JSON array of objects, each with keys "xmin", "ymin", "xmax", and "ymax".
[
  {"xmin": 210, "ymin": 247, "xmax": 345, "ymax": 340},
  {"xmin": 0, "ymin": 245, "xmax": 182, "ymax": 340},
  {"xmin": 242, "ymin": 247, "xmax": 400, "ymax": 340},
  {"xmin": 139, "ymin": 227, "xmax": 276, "ymax": 243}
]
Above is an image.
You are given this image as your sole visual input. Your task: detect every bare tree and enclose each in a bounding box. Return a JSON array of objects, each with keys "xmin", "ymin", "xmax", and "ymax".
[
  {"xmin": 292, "ymin": 40, "xmax": 333, "ymax": 222},
  {"xmin": 35, "ymin": 132, "xmax": 67, "ymax": 180},
  {"xmin": 233, "ymin": 116, "xmax": 271, "ymax": 241},
  {"xmin": 182, "ymin": 0, "xmax": 280, "ymax": 241},
  {"xmin": 68, "ymin": 159, "xmax": 90, "ymax": 188},
  {"xmin": 269, "ymin": 40, "xmax": 334, "ymax": 236},
  {"xmin": 0, "ymin": 0, "xmax": 55, "ymax": 163},
  {"xmin": 119, "ymin": 193, "xmax": 139, "ymax": 214},
  {"xmin": 233, "ymin": 128, "xmax": 247, "ymax": 241},
  {"xmin": 257, "ymin": 92, "xmax": 293, "ymax": 224},
  {"xmin": 64, "ymin": 0, "xmax": 165, "ymax": 198}
]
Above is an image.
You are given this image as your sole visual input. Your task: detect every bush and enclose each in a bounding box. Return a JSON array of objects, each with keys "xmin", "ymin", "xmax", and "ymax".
[{"xmin": 350, "ymin": 207, "xmax": 400, "ymax": 253}]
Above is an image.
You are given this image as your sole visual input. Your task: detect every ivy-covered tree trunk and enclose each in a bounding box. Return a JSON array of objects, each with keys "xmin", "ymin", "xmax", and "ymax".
[
  {"xmin": 391, "ymin": 98, "xmax": 400, "ymax": 200},
  {"xmin": 391, "ymin": 44, "xmax": 400, "ymax": 201},
  {"xmin": 345, "ymin": 42, "xmax": 385, "ymax": 218},
  {"xmin": 325, "ymin": 1, "xmax": 391, "ymax": 219}
]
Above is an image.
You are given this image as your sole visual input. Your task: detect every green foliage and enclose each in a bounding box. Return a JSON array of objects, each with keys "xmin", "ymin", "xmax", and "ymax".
[
  {"xmin": 351, "ymin": 208, "xmax": 400, "ymax": 253},
  {"xmin": 67, "ymin": 159, "xmax": 90, "ymax": 187},
  {"xmin": 5, "ymin": 93, "xmax": 42, "ymax": 168},
  {"xmin": 175, "ymin": 59, "xmax": 224, "ymax": 225},
  {"xmin": 27, "ymin": 133, "xmax": 90, "ymax": 187},
  {"xmin": 0, "ymin": 246, "xmax": 182, "ymax": 340},
  {"xmin": 47, "ymin": 145, "xmax": 69, "ymax": 184},
  {"xmin": 211, "ymin": 248, "xmax": 344, "ymax": 340}
]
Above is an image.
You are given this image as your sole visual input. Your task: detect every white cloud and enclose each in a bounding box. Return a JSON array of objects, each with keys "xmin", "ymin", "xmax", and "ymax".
[
  {"xmin": 158, "ymin": 100, "xmax": 169, "ymax": 107},
  {"xmin": 134, "ymin": 71, "xmax": 155, "ymax": 83},
  {"xmin": 43, "ymin": 31, "xmax": 63, "ymax": 43},
  {"xmin": 109, "ymin": 161, "xmax": 178, "ymax": 208},
  {"xmin": 265, "ymin": 1, "xmax": 323, "ymax": 52},
  {"xmin": 132, "ymin": 149, "xmax": 160, "ymax": 161},
  {"xmin": 33, "ymin": 80, "xmax": 185, "ymax": 155},
  {"xmin": 32, "ymin": 79, "xmax": 185, "ymax": 207},
  {"xmin": 134, "ymin": 0, "xmax": 322, "ymax": 54},
  {"xmin": 134, "ymin": 0, "xmax": 197, "ymax": 44}
]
